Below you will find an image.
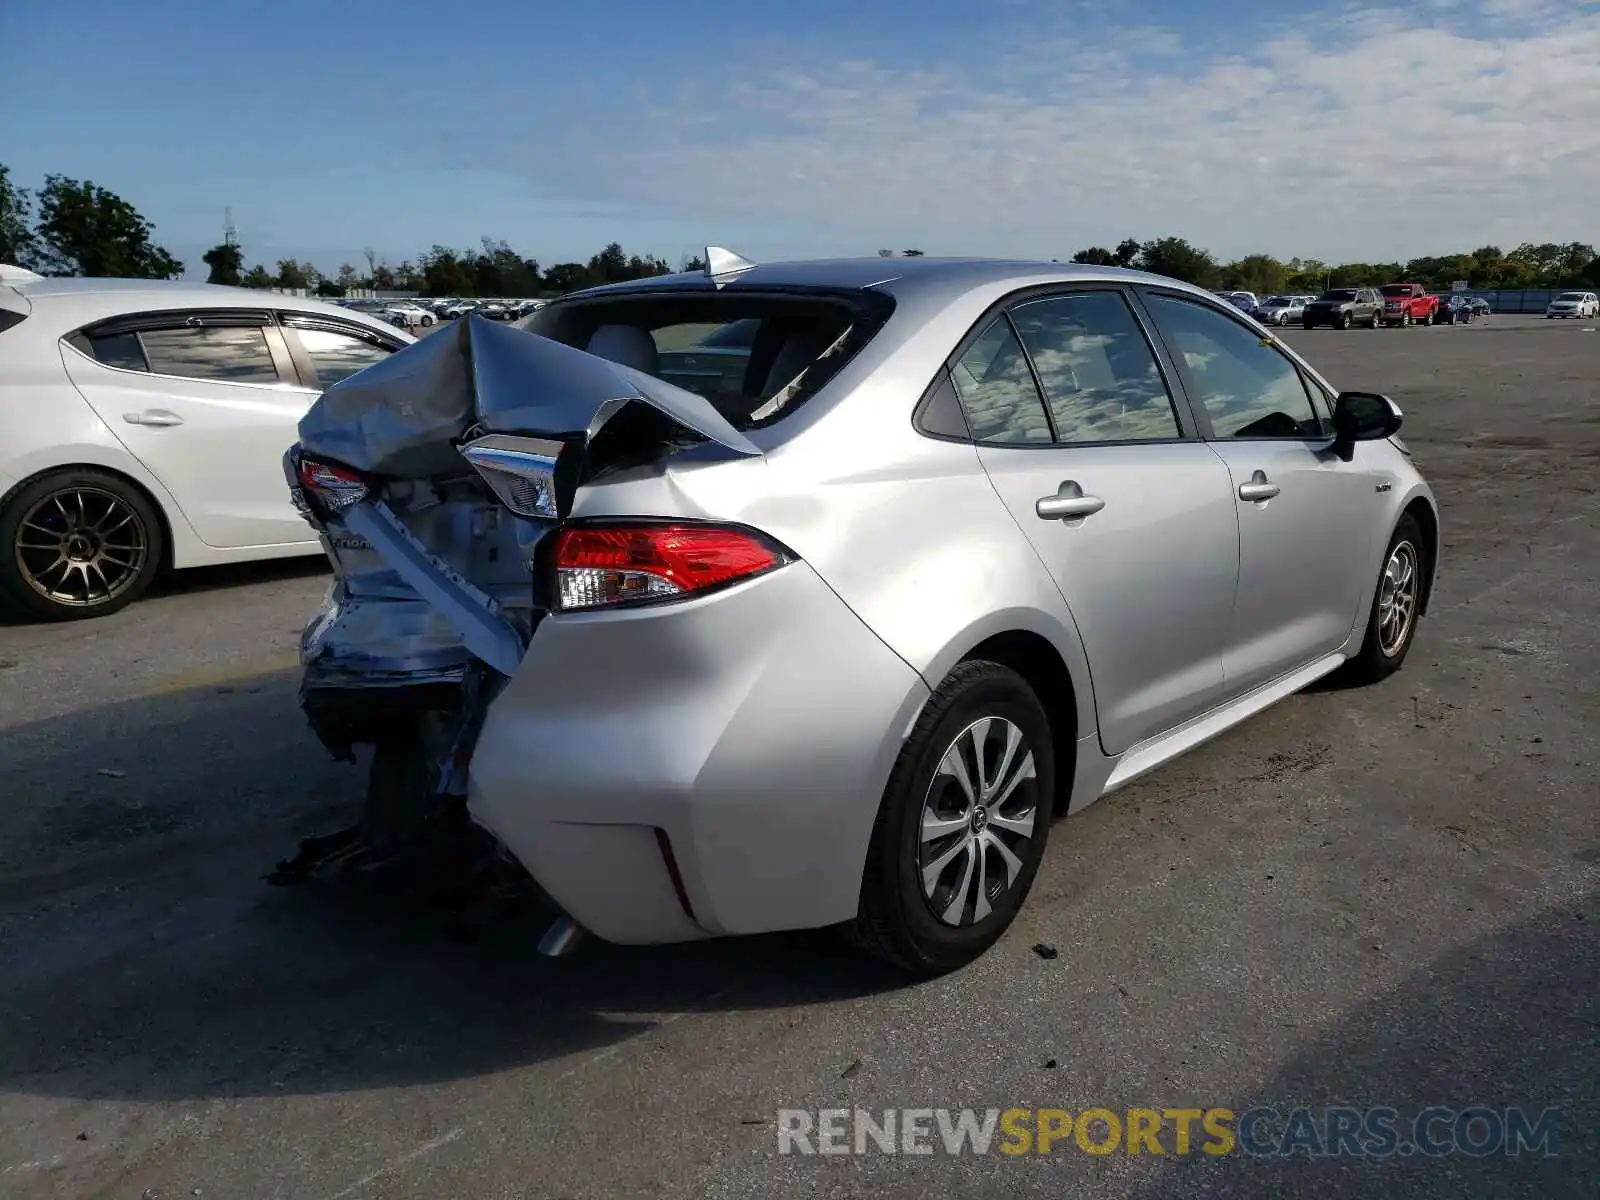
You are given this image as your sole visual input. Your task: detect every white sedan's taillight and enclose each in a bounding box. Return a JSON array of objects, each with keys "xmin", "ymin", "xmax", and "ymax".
[{"xmin": 552, "ymin": 523, "xmax": 791, "ymax": 612}]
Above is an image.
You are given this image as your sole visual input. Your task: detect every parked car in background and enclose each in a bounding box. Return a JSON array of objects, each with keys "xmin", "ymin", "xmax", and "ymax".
[
  {"xmin": 285, "ymin": 254, "xmax": 1438, "ymax": 974},
  {"xmin": 1545, "ymin": 291, "xmax": 1599, "ymax": 319},
  {"xmin": 1464, "ymin": 297, "xmax": 1491, "ymax": 318},
  {"xmin": 1215, "ymin": 291, "xmax": 1258, "ymax": 313},
  {"xmin": 1380, "ymin": 283, "xmax": 1440, "ymax": 327},
  {"xmin": 442, "ymin": 300, "xmax": 479, "ymax": 319},
  {"xmin": 1303, "ymin": 288, "xmax": 1383, "ymax": 329},
  {"xmin": 1252, "ymin": 295, "xmax": 1309, "ymax": 326},
  {"xmin": 0, "ymin": 267, "xmax": 411, "ymax": 619},
  {"xmin": 1435, "ymin": 296, "xmax": 1474, "ymax": 325},
  {"xmin": 384, "ymin": 302, "xmax": 435, "ymax": 328},
  {"xmin": 476, "ymin": 301, "xmax": 509, "ymax": 320}
]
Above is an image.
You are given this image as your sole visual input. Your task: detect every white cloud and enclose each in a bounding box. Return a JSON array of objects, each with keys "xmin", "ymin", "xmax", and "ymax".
[{"xmin": 554, "ymin": 0, "xmax": 1600, "ymax": 261}]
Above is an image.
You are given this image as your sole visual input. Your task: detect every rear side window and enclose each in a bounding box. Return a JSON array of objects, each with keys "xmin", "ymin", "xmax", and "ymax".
[
  {"xmin": 85, "ymin": 330, "xmax": 149, "ymax": 371},
  {"xmin": 1007, "ymin": 292, "xmax": 1180, "ymax": 443},
  {"xmin": 139, "ymin": 326, "xmax": 279, "ymax": 384},
  {"xmin": 0, "ymin": 309, "xmax": 26, "ymax": 336},
  {"xmin": 294, "ymin": 327, "xmax": 392, "ymax": 387},
  {"xmin": 951, "ymin": 317, "xmax": 1051, "ymax": 443}
]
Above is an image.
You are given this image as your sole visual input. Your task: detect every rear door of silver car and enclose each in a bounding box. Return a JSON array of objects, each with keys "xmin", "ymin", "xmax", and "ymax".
[{"xmin": 945, "ymin": 286, "xmax": 1239, "ymax": 757}]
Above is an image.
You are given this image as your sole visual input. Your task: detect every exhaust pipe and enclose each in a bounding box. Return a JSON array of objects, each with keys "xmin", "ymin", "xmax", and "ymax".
[{"xmin": 538, "ymin": 914, "xmax": 588, "ymax": 957}]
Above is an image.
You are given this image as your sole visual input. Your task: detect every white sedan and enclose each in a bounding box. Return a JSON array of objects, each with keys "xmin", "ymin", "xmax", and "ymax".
[
  {"xmin": 383, "ymin": 302, "xmax": 436, "ymax": 327},
  {"xmin": 0, "ymin": 267, "xmax": 411, "ymax": 619}
]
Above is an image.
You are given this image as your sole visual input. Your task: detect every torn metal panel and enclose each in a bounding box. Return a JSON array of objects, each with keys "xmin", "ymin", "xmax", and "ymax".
[
  {"xmin": 340, "ymin": 499, "xmax": 527, "ymax": 678},
  {"xmin": 297, "ymin": 313, "xmax": 762, "ymax": 481}
]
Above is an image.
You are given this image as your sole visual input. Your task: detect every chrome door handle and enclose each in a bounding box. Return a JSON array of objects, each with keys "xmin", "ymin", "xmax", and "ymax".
[
  {"xmin": 1036, "ymin": 480, "xmax": 1106, "ymax": 521},
  {"xmin": 124, "ymin": 409, "xmax": 184, "ymax": 427},
  {"xmin": 1238, "ymin": 470, "xmax": 1279, "ymax": 502}
]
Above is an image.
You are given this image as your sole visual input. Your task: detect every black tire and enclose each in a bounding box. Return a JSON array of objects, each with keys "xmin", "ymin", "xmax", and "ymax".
[
  {"xmin": 845, "ymin": 660, "xmax": 1056, "ymax": 975},
  {"xmin": 1369, "ymin": 309, "xmax": 1381, "ymax": 328},
  {"xmin": 1339, "ymin": 513, "xmax": 1425, "ymax": 686},
  {"xmin": 0, "ymin": 468, "xmax": 165, "ymax": 621}
]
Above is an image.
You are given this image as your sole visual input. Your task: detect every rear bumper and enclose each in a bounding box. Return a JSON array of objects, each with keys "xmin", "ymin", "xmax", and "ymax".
[{"xmin": 467, "ymin": 560, "xmax": 930, "ymax": 945}]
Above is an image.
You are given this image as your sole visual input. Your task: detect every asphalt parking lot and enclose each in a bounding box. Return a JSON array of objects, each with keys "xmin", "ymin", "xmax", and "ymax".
[{"xmin": 1, "ymin": 315, "xmax": 1596, "ymax": 1198}]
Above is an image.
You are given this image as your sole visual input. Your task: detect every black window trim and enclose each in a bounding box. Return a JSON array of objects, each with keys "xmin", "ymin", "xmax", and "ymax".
[
  {"xmin": 912, "ymin": 281, "xmax": 1203, "ymax": 448},
  {"xmin": 64, "ymin": 308, "xmax": 292, "ymax": 389},
  {"xmin": 1131, "ymin": 285, "xmax": 1339, "ymax": 446}
]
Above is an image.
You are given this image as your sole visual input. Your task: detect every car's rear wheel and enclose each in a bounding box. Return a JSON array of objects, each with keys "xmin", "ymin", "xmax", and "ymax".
[
  {"xmin": 845, "ymin": 660, "xmax": 1055, "ymax": 975},
  {"xmin": 1340, "ymin": 513, "xmax": 1425, "ymax": 685},
  {"xmin": 0, "ymin": 469, "xmax": 164, "ymax": 621},
  {"xmin": 1338, "ymin": 312, "xmax": 1352, "ymax": 330}
]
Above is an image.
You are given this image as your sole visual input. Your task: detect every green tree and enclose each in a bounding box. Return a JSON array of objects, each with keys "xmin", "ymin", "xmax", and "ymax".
[
  {"xmin": 201, "ymin": 242, "xmax": 244, "ymax": 286},
  {"xmin": 1221, "ymin": 254, "xmax": 1289, "ymax": 295},
  {"xmin": 33, "ymin": 175, "xmax": 182, "ymax": 278},
  {"xmin": 0, "ymin": 164, "xmax": 37, "ymax": 267},
  {"xmin": 681, "ymin": 253, "xmax": 706, "ymax": 272},
  {"xmin": 418, "ymin": 245, "xmax": 475, "ymax": 297},
  {"xmin": 242, "ymin": 263, "xmax": 273, "ymax": 288},
  {"xmin": 1071, "ymin": 246, "xmax": 1119, "ymax": 266},
  {"xmin": 315, "ymin": 278, "xmax": 343, "ymax": 297},
  {"xmin": 275, "ymin": 259, "xmax": 315, "ymax": 289},
  {"xmin": 902, "ymin": 248, "xmax": 925, "ymax": 257},
  {"xmin": 1137, "ymin": 237, "xmax": 1216, "ymax": 286},
  {"xmin": 542, "ymin": 262, "xmax": 592, "ymax": 294}
]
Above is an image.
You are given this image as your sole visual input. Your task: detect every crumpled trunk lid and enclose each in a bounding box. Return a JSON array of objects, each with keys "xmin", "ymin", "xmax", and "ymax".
[{"xmin": 289, "ymin": 314, "xmax": 762, "ymax": 750}]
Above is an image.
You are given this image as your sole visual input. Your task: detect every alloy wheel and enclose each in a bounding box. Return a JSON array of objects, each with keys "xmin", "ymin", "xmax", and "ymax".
[
  {"xmin": 918, "ymin": 716, "xmax": 1040, "ymax": 926},
  {"xmin": 1377, "ymin": 540, "xmax": 1419, "ymax": 656},
  {"xmin": 13, "ymin": 486, "xmax": 150, "ymax": 608}
]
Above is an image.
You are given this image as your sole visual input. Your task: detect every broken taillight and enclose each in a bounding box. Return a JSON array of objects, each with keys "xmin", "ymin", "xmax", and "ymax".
[
  {"xmin": 297, "ymin": 456, "xmax": 369, "ymax": 514},
  {"xmin": 551, "ymin": 523, "xmax": 791, "ymax": 612}
]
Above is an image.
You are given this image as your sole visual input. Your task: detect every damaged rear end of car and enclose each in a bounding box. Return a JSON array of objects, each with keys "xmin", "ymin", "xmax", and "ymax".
[{"xmin": 277, "ymin": 270, "xmax": 899, "ymax": 948}]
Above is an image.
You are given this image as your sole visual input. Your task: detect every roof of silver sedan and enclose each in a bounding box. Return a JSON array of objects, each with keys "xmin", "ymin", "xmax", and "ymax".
[{"xmin": 569, "ymin": 256, "xmax": 1203, "ymax": 303}]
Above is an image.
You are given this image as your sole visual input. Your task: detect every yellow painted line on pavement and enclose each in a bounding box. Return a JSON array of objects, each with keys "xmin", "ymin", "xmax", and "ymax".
[{"xmin": 143, "ymin": 650, "xmax": 302, "ymax": 696}]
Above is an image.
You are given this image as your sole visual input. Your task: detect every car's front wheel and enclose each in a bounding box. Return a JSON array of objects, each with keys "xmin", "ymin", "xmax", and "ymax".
[
  {"xmin": 0, "ymin": 469, "xmax": 164, "ymax": 621},
  {"xmin": 846, "ymin": 660, "xmax": 1055, "ymax": 975},
  {"xmin": 1340, "ymin": 513, "xmax": 1425, "ymax": 685}
]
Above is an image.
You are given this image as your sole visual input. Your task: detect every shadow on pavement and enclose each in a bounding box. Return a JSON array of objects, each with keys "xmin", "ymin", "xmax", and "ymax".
[
  {"xmin": 0, "ymin": 673, "xmax": 910, "ymax": 1105},
  {"xmin": 1130, "ymin": 896, "xmax": 1598, "ymax": 1199}
]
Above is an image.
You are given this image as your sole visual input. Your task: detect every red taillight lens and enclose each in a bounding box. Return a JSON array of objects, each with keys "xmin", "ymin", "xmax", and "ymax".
[
  {"xmin": 297, "ymin": 457, "xmax": 369, "ymax": 513},
  {"xmin": 552, "ymin": 524, "xmax": 789, "ymax": 611}
]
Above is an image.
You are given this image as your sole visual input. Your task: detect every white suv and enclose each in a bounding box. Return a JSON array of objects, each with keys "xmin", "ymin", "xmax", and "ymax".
[{"xmin": 0, "ymin": 268, "xmax": 410, "ymax": 619}]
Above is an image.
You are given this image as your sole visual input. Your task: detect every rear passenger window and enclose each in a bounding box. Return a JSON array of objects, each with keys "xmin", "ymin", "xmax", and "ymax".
[
  {"xmin": 951, "ymin": 317, "xmax": 1051, "ymax": 443},
  {"xmin": 139, "ymin": 326, "xmax": 279, "ymax": 384},
  {"xmin": 86, "ymin": 331, "xmax": 148, "ymax": 372},
  {"xmin": 1008, "ymin": 292, "xmax": 1180, "ymax": 443},
  {"xmin": 295, "ymin": 327, "xmax": 392, "ymax": 387}
]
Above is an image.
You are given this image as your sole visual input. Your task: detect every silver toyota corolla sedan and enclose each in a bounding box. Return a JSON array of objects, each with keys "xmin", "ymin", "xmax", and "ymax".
[{"xmin": 285, "ymin": 253, "xmax": 1438, "ymax": 974}]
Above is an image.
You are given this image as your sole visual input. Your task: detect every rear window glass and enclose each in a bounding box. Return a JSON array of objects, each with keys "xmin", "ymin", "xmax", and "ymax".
[
  {"xmin": 140, "ymin": 326, "xmax": 279, "ymax": 384},
  {"xmin": 87, "ymin": 330, "xmax": 149, "ymax": 371},
  {"xmin": 1380, "ymin": 285, "xmax": 1413, "ymax": 297},
  {"xmin": 1321, "ymin": 290, "xmax": 1358, "ymax": 301},
  {"xmin": 523, "ymin": 291, "xmax": 892, "ymax": 429}
]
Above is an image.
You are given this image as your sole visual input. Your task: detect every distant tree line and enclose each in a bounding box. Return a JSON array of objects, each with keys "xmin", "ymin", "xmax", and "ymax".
[
  {"xmin": 1070, "ymin": 236, "xmax": 1600, "ymax": 292},
  {"xmin": 5, "ymin": 163, "xmax": 1597, "ymax": 299}
]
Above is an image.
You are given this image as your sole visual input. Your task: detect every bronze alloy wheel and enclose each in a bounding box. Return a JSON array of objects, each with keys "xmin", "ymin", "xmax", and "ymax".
[{"xmin": 13, "ymin": 485, "xmax": 151, "ymax": 608}]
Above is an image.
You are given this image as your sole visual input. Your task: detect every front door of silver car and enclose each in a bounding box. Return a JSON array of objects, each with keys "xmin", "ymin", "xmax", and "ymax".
[
  {"xmin": 948, "ymin": 288, "xmax": 1239, "ymax": 755},
  {"xmin": 1139, "ymin": 292, "xmax": 1386, "ymax": 695}
]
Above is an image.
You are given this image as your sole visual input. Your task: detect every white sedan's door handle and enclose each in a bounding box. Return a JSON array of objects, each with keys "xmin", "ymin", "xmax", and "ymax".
[
  {"xmin": 1237, "ymin": 469, "xmax": 1280, "ymax": 502},
  {"xmin": 124, "ymin": 409, "xmax": 184, "ymax": 427}
]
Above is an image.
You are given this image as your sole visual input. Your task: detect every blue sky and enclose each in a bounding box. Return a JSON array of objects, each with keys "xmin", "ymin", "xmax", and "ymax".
[{"xmin": 5, "ymin": 0, "xmax": 1598, "ymax": 278}]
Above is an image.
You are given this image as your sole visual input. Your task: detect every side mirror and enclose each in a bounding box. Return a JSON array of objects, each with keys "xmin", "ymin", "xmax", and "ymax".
[{"xmin": 1332, "ymin": 391, "xmax": 1403, "ymax": 461}]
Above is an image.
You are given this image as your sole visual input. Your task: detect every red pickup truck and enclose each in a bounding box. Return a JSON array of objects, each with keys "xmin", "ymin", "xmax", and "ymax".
[{"xmin": 1380, "ymin": 283, "xmax": 1440, "ymax": 327}]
